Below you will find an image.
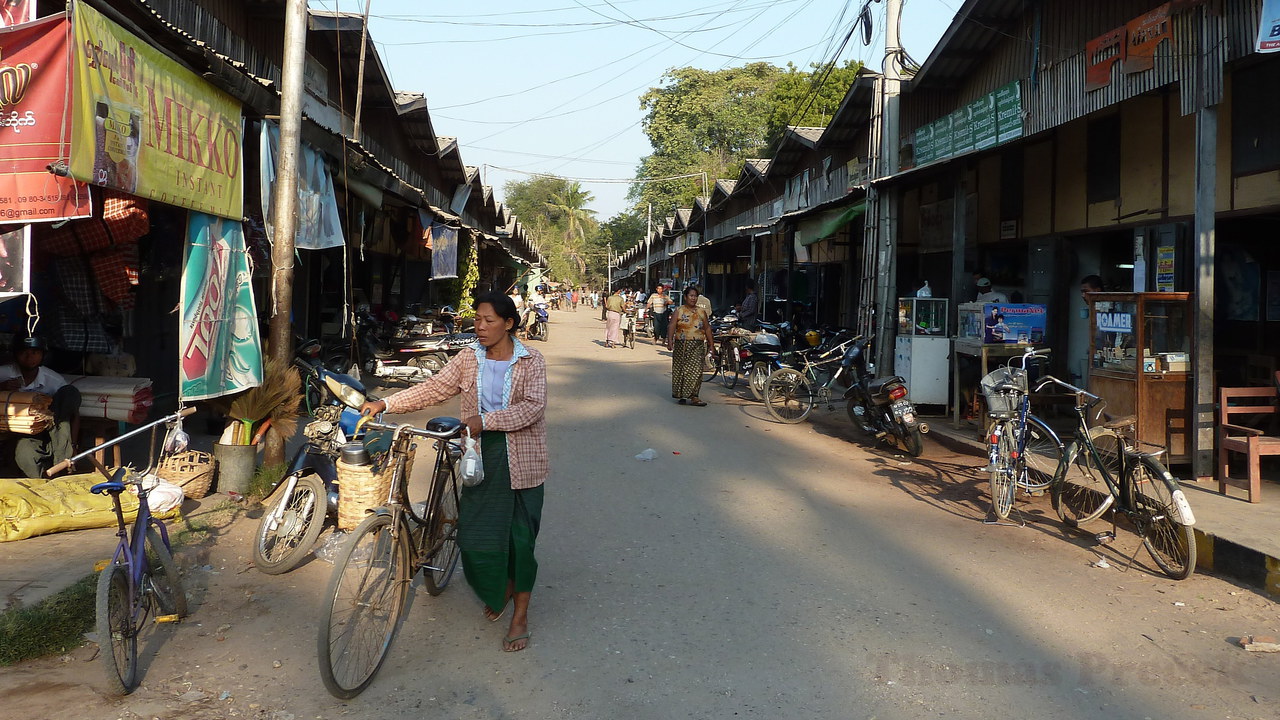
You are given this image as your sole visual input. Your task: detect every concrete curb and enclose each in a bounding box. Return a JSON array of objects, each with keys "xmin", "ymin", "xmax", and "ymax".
[{"xmin": 925, "ymin": 421, "xmax": 1280, "ymax": 598}]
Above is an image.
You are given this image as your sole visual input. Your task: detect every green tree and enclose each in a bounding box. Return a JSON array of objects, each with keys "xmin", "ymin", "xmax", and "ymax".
[
  {"xmin": 544, "ymin": 182, "xmax": 598, "ymax": 276},
  {"xmin": 502, "ymin": 175, "xmax": 602, "ymax": 287},
  {"xmin": 764, "ymin": 60, "xmax": 864, "ymax": 149}
]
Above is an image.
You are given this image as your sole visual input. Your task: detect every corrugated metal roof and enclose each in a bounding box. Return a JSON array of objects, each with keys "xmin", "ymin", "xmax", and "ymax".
[
  {"xmin": 744, "ymin": 159, "xmax": 771, "ymax": 176},
  {"xmin": 907, "ymin": 0, "xmax": 1026, "ymax": 92}
]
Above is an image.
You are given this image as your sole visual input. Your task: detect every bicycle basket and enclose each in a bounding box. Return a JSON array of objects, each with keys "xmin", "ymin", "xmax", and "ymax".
[{"xmin": 980, "ymin": 366, "xmax": 1027, "ymax": 418}]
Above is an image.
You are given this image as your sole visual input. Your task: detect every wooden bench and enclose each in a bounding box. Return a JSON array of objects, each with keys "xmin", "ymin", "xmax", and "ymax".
[{"xmin": 1217, "ymin": 381, "xmax": 1280, "ymax": 503}]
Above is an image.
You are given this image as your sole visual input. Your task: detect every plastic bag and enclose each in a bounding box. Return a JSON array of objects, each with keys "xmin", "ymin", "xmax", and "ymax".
[
  {"xmin": 314, "ymin": 531, "xmax": 348, "ymax": 564},
  {"xmin": 459, "ymin": 432, "xmax": 484, "ymax": 487}
]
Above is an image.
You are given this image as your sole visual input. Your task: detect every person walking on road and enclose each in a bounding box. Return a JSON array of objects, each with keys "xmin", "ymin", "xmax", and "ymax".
[
  {"xmin": 604, "ymin": 288, "xmax": 626, "ymax": 348},
  {"xmin": 667, "ymin": 286, "xmax": 715, "ymax": 406},
  {"xmin": 645, "ymin": 284, "xmax": 670, "ymax": 343},
  {"xmin": 360, "ymin": 291, "xmax": 548, "ymax": 653}
]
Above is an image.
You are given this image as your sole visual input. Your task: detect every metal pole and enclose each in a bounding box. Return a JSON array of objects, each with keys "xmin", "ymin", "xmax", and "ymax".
[
  {"xmin": 1192, "ymin": 107, "xmax": 1216, "ymax": 480},
  {"xmin": 645, "ymin": 203, "xmax": 652, "ymax": 291},
  {"xmin": 352, "ymin": 0, "xmax": 374, "ymax": 143},
  {"xmin": 264, "ymin": 0, "xmax": 309, "ymax": 468}
]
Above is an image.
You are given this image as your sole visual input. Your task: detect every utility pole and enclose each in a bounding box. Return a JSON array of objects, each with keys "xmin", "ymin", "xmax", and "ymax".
[
  {"xmin": 870, "ymin": 0, "xmax": 903, "ymax": 373},
  {"xmin": 352, "ymin": 0, "xmax": 374, "ymax": 143},
  {"xmin": 645, "ymin": 203, "xmax": 652, "ymax": 291},
  {"xmin": 264, "ymin": 0, "xmax": 309, "ymax": 468}
]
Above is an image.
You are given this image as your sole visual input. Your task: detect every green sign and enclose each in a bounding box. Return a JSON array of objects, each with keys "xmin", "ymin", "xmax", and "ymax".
[
  {"xmin": 995, "ymin": 81, "xmax": 1023, "ymax": 143},
  {"xmin": 909, "ymin": 80, "xmax": 1022, "ymax": 168},
  {"xmin": 970, "ymin": 94, "xmax": 997, "ymax": 150}
]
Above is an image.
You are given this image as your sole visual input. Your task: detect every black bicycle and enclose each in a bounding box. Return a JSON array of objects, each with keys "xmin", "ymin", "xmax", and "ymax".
[
  {"xmin": 317, "ymin": 415, "xmax": 465, "ymax": 698},
  {"xmin": 1039, "ymin": 376, "xmax": 1197, "ymax": 579}
]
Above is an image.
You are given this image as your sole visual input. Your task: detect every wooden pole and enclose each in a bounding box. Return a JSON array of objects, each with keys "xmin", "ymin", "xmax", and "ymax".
[
  {"xmin": 1192, "ymin": 105, "xmax": 1216, "ymax": 480},
  {"xmin": 263, "ymin": 0, "xmax": 309, "ymax": 469}
]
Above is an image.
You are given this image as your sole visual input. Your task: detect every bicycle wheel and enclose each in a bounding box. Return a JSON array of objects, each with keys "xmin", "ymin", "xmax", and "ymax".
[
  {"xmin": 749, "ymin": 363, "xmax": 770, "ymax": 401},
  {"xmin": 1131, "ymin": 457, "xmax": 1196, "ymax": 580},
  {"xmin": 1019, "ymin": 416, "xmax": 1063, "ymax": 492},
  {"xmin": 718, "ymin": 342, "xmax": 738, "ymax": 389},
  {"xmin": 702, "ymin": 346, "xmax": 719, "ymax": 384},
  {"xmin": 96, "ymin": 563, "xmax": 137, "ymax": 695},
  {"xmin": 422, "ymin": 463, "xmax": 461, "ymax": 596},
  {"xmin": 765, "ymin": 368, "xmax": 814, "ymax": 423},
  {"xmin": 254, "ymin": 473, "xmax": 328, "ymax": 575},
  {"xmin": 318, "ymin": 512, "xmax": 410, "ymax": 699},
  {"xmin": 990, "ymin": 421, "xmax": 1018, "ymax": 520},
  {"xmin": 1053, "ymin": 428, "xmax": 1119, "ymax": 527},
  {"xmin": 144, "ymin": 528, "xmax": 187, "ymax": 618}
]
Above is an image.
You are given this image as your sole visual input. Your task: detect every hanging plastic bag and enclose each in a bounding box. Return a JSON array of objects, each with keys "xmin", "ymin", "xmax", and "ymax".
[{"xmin": 459, "ymin": 430, "xmax": 484, "ymax": 487}]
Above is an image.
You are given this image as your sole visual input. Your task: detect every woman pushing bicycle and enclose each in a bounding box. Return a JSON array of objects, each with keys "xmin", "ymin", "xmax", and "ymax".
[{"xmin": 360, "ymin": 291, "xmax": 548, "ymax": 652}]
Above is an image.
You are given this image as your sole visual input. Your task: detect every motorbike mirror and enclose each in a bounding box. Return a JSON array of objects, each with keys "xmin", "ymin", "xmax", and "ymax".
[{"xmin": 324, "ymin": 374, "xmax": 367, "ymax": 409}]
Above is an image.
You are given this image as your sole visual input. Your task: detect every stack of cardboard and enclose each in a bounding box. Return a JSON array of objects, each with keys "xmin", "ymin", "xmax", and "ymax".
[{"xmin": 0, "ymin": 391, "xmax": 54, "ymax": 435}]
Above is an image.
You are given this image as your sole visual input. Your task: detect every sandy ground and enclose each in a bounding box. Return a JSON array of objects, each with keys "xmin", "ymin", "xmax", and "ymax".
[{"xmin": 1, "ymin": 310, "xmax": 1277, "ymax": 720}]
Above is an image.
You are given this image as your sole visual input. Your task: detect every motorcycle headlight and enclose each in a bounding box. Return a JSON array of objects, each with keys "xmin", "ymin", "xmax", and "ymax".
[{"xmin": 324, "ymin": 375, "xmax": 366, "ymax": 409}]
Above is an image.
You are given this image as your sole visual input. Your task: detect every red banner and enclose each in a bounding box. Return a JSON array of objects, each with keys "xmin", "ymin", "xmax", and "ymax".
[{"xmin": 0, "ymin": 13, "xmax": 92, "ymax": 223}]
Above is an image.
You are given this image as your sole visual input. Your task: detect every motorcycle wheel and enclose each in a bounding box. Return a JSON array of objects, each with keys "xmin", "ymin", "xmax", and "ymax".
[
  {"xmin": 253, "ymin": 473, "xmax": 328, "ymax": 575},
  {"xmin": 749, "ymin": 363, "xmax": 769, "ymax": 401},
  {"xmin": 408, "ymin": 353, "xmax": 446, "ymax": 375},
  {"xmin": 543, "ymin": 322, "xmax": 551, "ymax": 342},
  {"xmin": 901, "ymin": 425, "xmax": 925, "ymax": 457},
  {"xmin": 845, "ymin": 398, "xmax": 874, "ymax": 434}
]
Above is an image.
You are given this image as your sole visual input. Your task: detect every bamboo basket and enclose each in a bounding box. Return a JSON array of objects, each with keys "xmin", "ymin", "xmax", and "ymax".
[
  {"xmin": 335, "ymin": 446, "xmax": 417, "ymax": 531},
  {"xmin": 158, "ymin": 450, "xmax": 217, "ymax": 499}
]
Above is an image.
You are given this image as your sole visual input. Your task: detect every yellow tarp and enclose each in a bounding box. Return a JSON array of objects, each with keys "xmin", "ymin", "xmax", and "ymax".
[{"xmin": 0, "ymin": 472, "xmax": 179, "ymax": 542}]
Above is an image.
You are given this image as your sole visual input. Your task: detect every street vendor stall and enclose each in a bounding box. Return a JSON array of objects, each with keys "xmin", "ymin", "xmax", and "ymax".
[{"xmin": 951, "ymin": 301, "xmax": 1049, "ymax": 429}]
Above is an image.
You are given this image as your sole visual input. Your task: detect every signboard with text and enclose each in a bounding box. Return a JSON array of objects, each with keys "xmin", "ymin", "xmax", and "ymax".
[
  {"xmin": 69, "ymin": 1, "xmax": 243, "ymax": 219},
  {"xmin": 0, "ymin": 14, "xmax": 93, "ymax": 223},
  {"xmin": 906, "ymin": 82, "xmax": 1021, "ymax": 170}
]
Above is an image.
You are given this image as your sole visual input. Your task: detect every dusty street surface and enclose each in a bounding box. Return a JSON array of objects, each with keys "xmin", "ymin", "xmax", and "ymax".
[{"xmin": 1, "ymin": 310, "xmax": 1277, "ymax": 720}]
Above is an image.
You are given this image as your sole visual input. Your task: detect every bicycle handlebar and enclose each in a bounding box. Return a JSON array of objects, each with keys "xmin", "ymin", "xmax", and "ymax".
[
  {"xmin": 1034, "ymin": 374, "xmax": 1105, "ymax": 408},
  {"xmin": 358, "ymin": 415, "xmax": 468, "ymax": 440},
  {"xmin": 45, "ymin": 407, "xmax": 197, "ymax": 477}
]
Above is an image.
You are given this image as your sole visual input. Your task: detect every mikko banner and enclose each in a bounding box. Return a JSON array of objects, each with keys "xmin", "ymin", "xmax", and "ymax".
[
  {"xmin": 0, "ymin": 14, "xmax": 92, "ymax": 223},
  {"xmin": 69, "ymin": 1, "xmax": 243, "ymax": 219},
  {"xmin": 179, "ymin": 212, "xmax": 262, "ymax": 401}
]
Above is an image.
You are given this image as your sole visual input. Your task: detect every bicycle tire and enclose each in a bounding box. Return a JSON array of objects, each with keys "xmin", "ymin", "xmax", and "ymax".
[
  {"xmin": 718, "ymin": 342, "xmax": 738, "ymax": 389},
  {"xmin": 96, "ymin": 563, "xmax": 137, "ymax": 695},
  {"xmin": 749, "ymin": 363, "xmax": 770, "ymax": 401},
  {"xmin": 1132, "ymin": 457, "xmax": 1196, "ymax": 580},
  {"xmin": 701, "ymin": 346, "xmax": 719, "ymax": 384},
  {"xmin": 764, "ymin": 368, "xmax": 814, "ymax": 423},
  {"xmin": 318, "ymin": 512, "xmax": 410, "ymax": 699},
  {"xmin": 990, "ymin": 421, "xmax": 1018, "ymax": 520},
  {"xmin": 422, "ymin": 460, "xmax": 462, "ymax": 596},
  {"xmin": 145, "ymin": 528, "xmax": 187, "ymax": 618},
  {"xmin": 1018, "ymin": 416, "xmax": 1063, "ymax": 492},
  {"xmin": 253, "ymin": 473, "xmax": 328, "ymax": 575},
  {"xmin": 1053, "ymin": 427, "xmax": 1119, "ymax": 527}
]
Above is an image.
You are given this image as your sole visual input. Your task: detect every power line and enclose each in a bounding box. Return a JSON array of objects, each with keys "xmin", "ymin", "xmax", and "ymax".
[{"xmin": 485, "ymin": 165, "xmax": 705, "ymax": 186}]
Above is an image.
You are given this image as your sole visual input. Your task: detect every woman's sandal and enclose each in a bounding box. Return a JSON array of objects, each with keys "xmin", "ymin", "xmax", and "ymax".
[{"xmin": 689, "ymin": 399, "xmax": 707, "ymax": 407}]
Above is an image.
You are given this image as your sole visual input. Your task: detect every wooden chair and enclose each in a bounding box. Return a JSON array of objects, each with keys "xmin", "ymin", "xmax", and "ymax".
[{"xmin": 1217, "ymin": 379, "xmax": 1280, "ymax": 503}]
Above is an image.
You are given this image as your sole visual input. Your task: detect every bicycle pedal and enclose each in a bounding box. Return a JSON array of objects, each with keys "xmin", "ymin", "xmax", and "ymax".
[
  {"xmin": 154, "ymin": 614, "xmax": 180, "ymax": 624},
  {"xmin": 1094, "ymin": 531, "xmax": 1116, "ymax": 545},
  {"xmin": 93, "ymin": 560, "xmax": 111, "ymax": 572}
]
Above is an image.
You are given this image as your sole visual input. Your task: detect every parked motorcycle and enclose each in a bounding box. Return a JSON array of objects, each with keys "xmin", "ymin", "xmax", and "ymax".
[
  {"xmin": 253, "ymin": 349, "xmax": 373, "ymax": 574},
  {"xmin": 347, "ymin": 309, "xmax": 445, "ymax": 383},
  {"xmin": 741, "ymin": 321, "xmax": 794, "ymax": 400},
  {"xmin": 526, "ymin": 301, "xmax": 550, "ymax": 341},
  {"xmin": 842, "ymin": 337, "xmax": 927, "ymax": 456}
]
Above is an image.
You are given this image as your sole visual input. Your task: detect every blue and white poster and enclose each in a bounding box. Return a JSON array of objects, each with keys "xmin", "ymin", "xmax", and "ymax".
[
  {"xmin": 259, "ymin": 120, "xmax": 344, "ymax": 250},
  {"xmin": 431, "ymin": 224, "xmax": 459, "ymax": 280},
  {"xmin": 1259, "ymin": 0, "xmax": 1280, "ymax": 52}
]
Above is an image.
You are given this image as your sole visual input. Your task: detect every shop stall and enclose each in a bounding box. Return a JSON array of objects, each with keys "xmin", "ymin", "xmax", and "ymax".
[
  {"xmin": 1087, "ymin": 292, "xmax": 1193, "ymax": 463},
  {"xmin": 951, "ymin": 301, "xmax": 1048, "ymax": 428},
  {"xmin": 894, "ymin": 297, "xmax": 949, "ymax": 405}
]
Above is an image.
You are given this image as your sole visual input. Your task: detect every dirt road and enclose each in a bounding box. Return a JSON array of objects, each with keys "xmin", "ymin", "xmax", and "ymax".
[{"xmin": 1, "ymin": 311, "xmax": 1277, "ymax": 719}]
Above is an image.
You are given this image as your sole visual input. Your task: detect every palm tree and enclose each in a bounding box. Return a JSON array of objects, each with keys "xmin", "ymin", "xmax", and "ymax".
[{"xmin": 545, "ymin": 182, "xmax": 598, "ymax": 276}]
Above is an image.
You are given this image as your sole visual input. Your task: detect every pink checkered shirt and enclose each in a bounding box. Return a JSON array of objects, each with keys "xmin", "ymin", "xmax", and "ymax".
[{"xmin": 383, "ymin": 341, "xmax": 548, "ymax": 489}]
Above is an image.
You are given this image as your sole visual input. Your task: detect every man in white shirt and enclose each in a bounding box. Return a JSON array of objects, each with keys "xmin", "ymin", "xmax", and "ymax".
[
  {"xmin": 522, "ymin": 285, "xmax": 547, "ymax": 337},
  {"xmin": 0, "ymin": 336, "xmax": 80, "ymax": 478},
  {"xmin": 975, "ymin": 277, "xmax": 1009, "ymax": 304}
]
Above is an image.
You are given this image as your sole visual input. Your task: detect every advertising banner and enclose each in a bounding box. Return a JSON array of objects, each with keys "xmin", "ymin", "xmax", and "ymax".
[
  {"xmin": 982, "ymin": 303, "xmax": 1047, "ymax": 344},
  {"xmin": 258, "ymin": 120, "xmax": 343, "ymax": 250},
  {"xmin": 430, "ymin": 223, "xmax": 459, "ymax": 280},
  {"xmin": 1260, "ymin": 0, "xmax": 1280, "ymax": 52},
  {"xmin": 179, "ymin": 212, "xmax": 262, "ymax": 401},
  {"xmin": 0, "ymin": 14, "xmax": 92, "ymax": 223},
  {"xmin": 69, "ymin": 1, "xmax": 243, "ymax": 219}
]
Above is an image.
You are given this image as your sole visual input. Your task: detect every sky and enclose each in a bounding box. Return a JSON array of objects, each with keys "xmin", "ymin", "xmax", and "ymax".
[{"xmin": 315, "ymin": 0, "xmax": 958, "ymax": 221}]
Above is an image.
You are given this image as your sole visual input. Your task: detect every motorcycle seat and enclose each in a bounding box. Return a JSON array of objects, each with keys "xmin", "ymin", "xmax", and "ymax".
[
  {"xmin": 746, "ymin": 344, "xmax": 782, "ymax": 356},
  {"xmin": 867, "ymin": 376, "xmax": 906, "ymax": 395}
]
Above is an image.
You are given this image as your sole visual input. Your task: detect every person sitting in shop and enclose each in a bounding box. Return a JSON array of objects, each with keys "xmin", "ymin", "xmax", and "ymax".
[
  {"xmin": 975, "ymin": 277, "xmax": 1008, "ymax": 304},
  {"xmin": 0, "ymin": 336, "xmax": 80, "ymax": 478}
]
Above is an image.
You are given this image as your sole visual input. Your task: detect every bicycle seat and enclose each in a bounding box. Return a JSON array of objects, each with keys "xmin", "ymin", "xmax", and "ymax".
[
  {"xmin": 91, "ymin": 468, "xmax": 130, "ymax": 495},
  {"xmin": 1102, "ymin": 414, "xmax": 1137, "ymax": 430},
  {"xmin": 425, "ymin": 416, "xmax": 464, "ymax": 436}
]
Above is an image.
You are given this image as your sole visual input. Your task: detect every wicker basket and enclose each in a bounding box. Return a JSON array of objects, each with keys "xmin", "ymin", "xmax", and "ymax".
[{"xmin": 158, "ymin": 450, "xmax": 217, "ymax": 499}]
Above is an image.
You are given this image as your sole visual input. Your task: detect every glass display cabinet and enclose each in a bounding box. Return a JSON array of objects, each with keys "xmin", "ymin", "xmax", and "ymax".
[
  {"xmin": 1087, "ymin": 292, "xmax": 1193, "ymax": 462},
  {"xmin": 895, "ymin": 298, "xmax": 949, "ymax": 405}
]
